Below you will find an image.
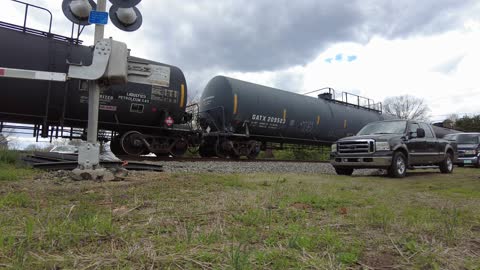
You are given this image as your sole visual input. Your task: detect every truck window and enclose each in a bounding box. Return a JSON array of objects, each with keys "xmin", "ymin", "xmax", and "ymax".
[
  {"xmin": 408, "ymin": 123, "xmax": 420, "ymax": 135},
  {"xmin": 420, "ymin": 123, "xmax": 434, "ymax": 138}
]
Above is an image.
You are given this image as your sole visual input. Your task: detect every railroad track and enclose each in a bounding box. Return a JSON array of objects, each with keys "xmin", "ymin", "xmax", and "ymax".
[
  {"xmin": 117, "ymin": 155, "xmax": 330, "ymax": 163},
  {"xmin": 22, "ymin": 152, "xmax": 164, "ymax": 171},
  {"xmin": 20, "ymin": 152, "xmax": 329, "ymax": 172}
]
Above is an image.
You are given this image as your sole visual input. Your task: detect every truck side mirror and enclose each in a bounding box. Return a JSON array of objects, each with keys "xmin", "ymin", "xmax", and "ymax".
[{"xmin": 416, "ymin": 128, "xmax": 426, "ymax": 138}]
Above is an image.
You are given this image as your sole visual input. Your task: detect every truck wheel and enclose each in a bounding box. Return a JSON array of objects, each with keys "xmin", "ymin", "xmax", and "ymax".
[
  {"xmin": 439, "ymin": 152, "xmax": 454, "ymax": 174},
  {"xmin": 388, "ymin": 152, "xmax": 407, "ymax": 178},
  {"xmin": 334, "ymin": 167, "xmax": 354, "ymax": 176}
]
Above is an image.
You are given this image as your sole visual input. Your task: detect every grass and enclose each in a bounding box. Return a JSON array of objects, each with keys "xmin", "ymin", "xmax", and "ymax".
[
  {"xmin": 0, "ymin": 167, "xmax": 479, "ymax": 269},
  {"xmin": 0, "ymin": 149, "xmax": 36, "ymax": 181}
]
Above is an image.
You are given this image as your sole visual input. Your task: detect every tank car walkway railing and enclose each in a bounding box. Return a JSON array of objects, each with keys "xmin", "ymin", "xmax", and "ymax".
[
  {"xmin": 304, "ymin": 87, "xmax": 383, "ymax": 113},
  {"xmin": 2, "ymin": 0, "xmax": 83, "ymax": 44},
  {"xmin": 11, "ymin": 0, "xmax": 53, "ymax": 33},
  {"xmin": 0, "ymin": 21, "xmax": 83, "ymax": 44}
]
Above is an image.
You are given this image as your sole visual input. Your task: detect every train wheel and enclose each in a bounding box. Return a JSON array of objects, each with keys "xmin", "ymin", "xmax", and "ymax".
[
  {"xmin": 170, "ymin": 139, "xmax": 188, "ymax": 157},
  {"xmin": 247, "ymin": 141, "xmax": 261, "ymax": 160},
  {"xmin": 110, "ymin": 137, "xmax": 127, "ymax": 156},
  {"xmin": 121, "ymin": 131, "xmax": 148, "ymax": 156},
  {"xmin": 199, "ymin": 144, "xmax": 214, "ymax": 157},
  {"xmin": 215, "ymin": 140, "xmax": 228, "ymax": 158},
  {"xmin": 247, "ymin": 151, "xmax": 259, "ymax": 160},
  {"xmin": 230, "ymin": 153, "xmax": 241, "ymax": 160}
]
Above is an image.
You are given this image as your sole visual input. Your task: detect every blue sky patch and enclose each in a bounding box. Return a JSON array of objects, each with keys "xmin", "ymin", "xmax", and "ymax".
[
  {"xmin": 325, "ymin": 58, "xmax": 333, "ymax": 63},
  {"xmin": 335, "ymin": 54, "xmax": 343, "ymax": 61},
  {"xmin": 347, "ymin": 55, "xmax": 358, "ymax": 62}
]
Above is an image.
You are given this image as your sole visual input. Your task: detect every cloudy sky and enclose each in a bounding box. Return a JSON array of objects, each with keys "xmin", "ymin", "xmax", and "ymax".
[{"xmin": 1, "ymin": 0, "xmax": 479, "ymax": 122}]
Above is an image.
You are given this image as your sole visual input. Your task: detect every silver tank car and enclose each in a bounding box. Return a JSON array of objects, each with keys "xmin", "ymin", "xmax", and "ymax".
[{"xmin": 198, "ymin": 76, "xmax": 394, "ymax": 158}]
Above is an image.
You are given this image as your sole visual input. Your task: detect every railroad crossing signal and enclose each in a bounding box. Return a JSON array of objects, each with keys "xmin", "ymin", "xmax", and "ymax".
[
  {"xmin": 109, "ymin": 5, "xmax": 142, "ymax": 32},
  {"xmin": 62, "ymin": 0, "xmax": 142, "ymax": 32},
  {"xmin": 109, "ymin": 0, "xmax": 141, "ymax": 8},
  {"xmin": 60, "ymin": 0, "xmax": 143, "ymax": 173},
  {"xmin": 62, "ymin": 0, "xmax": 97, "ymax": 25}
]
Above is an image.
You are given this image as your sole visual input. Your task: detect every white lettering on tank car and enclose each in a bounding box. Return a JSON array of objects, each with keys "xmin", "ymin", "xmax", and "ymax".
[
  {"xmin": 202, "ymin": 96, "xmax": 215, "ymax": 106},
  {"xmin": 128, "ymin": 63, "xmax": 171, "ymax": 87},
  {"xmin": 118, "ymin": 92, "xmax": 150, "ymax": 104},
  {"xmin": 252, "ymin": 114, "xmax": 286, "ymax": 124},
  {"xmin": 151, "ymin": 86, "xmax": 179, "ymax": 104}
]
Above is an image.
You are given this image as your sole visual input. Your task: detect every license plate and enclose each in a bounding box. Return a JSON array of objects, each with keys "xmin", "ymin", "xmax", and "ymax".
[{"xmin": 464, "ymin": 160, "xmax": 472, "ymax": 164}]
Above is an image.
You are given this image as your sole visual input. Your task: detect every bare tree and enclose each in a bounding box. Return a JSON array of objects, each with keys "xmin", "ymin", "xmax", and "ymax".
[
  {"xmin": 383, "ymin": 95, "xmax": 430, "ymax": 120},
  {"xmin": 0, "ymin": 128, "xmax": 13, "ymax": 149},
  {"xmin": 441, "ymin": 114, "xmax": 459, "ymax": 129},
  {"xmin": 0, "ymin": 133, "xmax": 7, "ymax": 149}
]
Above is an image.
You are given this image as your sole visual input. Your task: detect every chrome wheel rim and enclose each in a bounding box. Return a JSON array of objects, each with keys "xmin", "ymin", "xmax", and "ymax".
[
  {"xmin": 396, "ymin": 157, "xmax": 406, "ymax": 175},
  {"xmin": 447, "ymin": 156, "xmax": 453, "ymax": 171}
]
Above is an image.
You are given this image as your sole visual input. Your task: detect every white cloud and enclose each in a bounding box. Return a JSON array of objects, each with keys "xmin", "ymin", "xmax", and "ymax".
[{"xmin": 251, "ymin": 27, "xmax": 480, "ymax": 121}]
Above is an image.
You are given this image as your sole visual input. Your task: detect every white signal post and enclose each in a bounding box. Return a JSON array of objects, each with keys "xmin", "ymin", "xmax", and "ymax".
[
  {"xmin": 77, "ymin": 0, "xmax": 107, "ymax": 173},
  {"xmin": 86, "ymin": 0, "xmax": 105, "ymax": 155}
]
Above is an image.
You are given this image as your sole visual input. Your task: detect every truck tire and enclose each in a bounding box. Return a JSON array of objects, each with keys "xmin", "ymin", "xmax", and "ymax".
[
  {"xmin": 388, "ymin": 152, "xmax": 407, "ymax": 178},
  {"xmin": 439, "ymin": 152, "xmax": 454, "ymax": 174},
  {"xmin": 334, "ymin": 167, "xmax": 354, "ymax": 176}
]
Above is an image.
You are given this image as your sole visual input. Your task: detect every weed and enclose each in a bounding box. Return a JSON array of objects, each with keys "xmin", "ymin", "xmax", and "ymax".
[
  {"xmin": 254, "ymin": 250, "xmax": 297, "ymax": 270},
  {"xmin": 0, "ymin": 164, "xmax": 35, "ymax": 181},
  {"xmin": 229, "ymin": 243, "xmax": 250, "ymax": 270},
  {"xmin": 0, "ymin": 149, "xmax": 19, "ymax": 165},
  {"xmin": 441, "ymin": 208, "xmax": 461, "ymax": 244},
  {"xmin": 365, "ymin": 205, "xmax": 395, "ymax": 231},
  {"xmin": 0, "ymin": 192, "xmax": 31, "ymax": 208},
  {"xmin": 338, "ymin": 251, "xmax": 358, "ymax": 265},
  {"xmin": 197, "ymin": 230, "xmax": 221, "ymax": 245},
  {"xmin": 283, "ymin": 193, "xmax": 350, "ymax": 210}
]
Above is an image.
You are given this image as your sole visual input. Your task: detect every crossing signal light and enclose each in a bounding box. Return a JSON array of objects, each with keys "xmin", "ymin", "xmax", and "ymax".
[
  {"xmin": 109, "ymin": 0, "xmax": 142, "ymax": 8},
  {"xmin": 62, "ymin": 0, "xmax": 97, "ymax": 25},
  {"xmin": 109, "ymin": 0, "xmax": 142, "ymax": 32}
]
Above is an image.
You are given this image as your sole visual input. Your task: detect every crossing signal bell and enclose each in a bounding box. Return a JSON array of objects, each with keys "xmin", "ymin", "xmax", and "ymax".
[{"xmin": 62, "ymin": 0, "xmax": 97, "ymax": 25}]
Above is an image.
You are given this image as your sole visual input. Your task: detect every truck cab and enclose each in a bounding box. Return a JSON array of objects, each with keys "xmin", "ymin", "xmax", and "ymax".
[{"xmin": 330, "ymin": 120, "xmax": 456, "ymax": 178}]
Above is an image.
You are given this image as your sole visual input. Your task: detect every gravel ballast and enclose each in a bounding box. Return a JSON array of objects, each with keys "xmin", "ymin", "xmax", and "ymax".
[{"xmin": 150, "ymin": 160, "xmax": 383, "ymax": 175}]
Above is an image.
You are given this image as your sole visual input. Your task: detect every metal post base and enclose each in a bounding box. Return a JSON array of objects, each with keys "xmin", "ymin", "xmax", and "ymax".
[
  {"xmin": 71, "ymin": 167, "xmax": 115, "ymax": 181},
  {"xmin": 78, "ymin": 142, "xmax": 101, "ymax": 169},
  {"xmin": 72, "ymin": 142, "xmax": 115, "ymax": 181}
]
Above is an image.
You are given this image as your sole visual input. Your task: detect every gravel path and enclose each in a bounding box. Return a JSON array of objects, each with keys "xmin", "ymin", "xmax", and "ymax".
[{"xmin": 150, "ymin": 160, "xmax": 383, "ymax": 175}]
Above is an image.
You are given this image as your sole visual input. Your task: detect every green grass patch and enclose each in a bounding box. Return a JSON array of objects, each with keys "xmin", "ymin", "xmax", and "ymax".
[
  {"xmin": 0, "ymin": 192, "xmax": 31, "ymax": 208},
  {"xmin": 0, "ymin": 170, "xmax": 478, "ymax": 269},
  {"xmin": 0, "ymin": 150, "xmax": 36, "ymax": 181},
  {"xmin": 0, "ymin": 149, "xmax": 20, "ymax": 165},
  {"xmin": 0, "ymin": 164, "xmax": 36, "ymax": 181},
  {"xmin": 435, "ymin": 187, "xmax": 480, "ymax": 199}
]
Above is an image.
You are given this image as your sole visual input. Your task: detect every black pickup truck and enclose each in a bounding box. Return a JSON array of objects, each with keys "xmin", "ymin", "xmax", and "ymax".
[{"xmin": 330, "ymin": 120, "xmax": 456, "ymax": 178}]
